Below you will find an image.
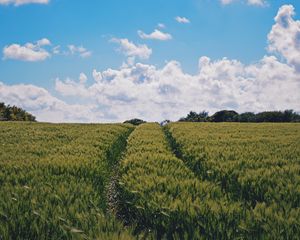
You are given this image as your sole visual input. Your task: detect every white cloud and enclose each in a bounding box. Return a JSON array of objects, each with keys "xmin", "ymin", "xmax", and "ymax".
[
  {"xmin": 2, "ymin": 39, "xmax": 93, "ymax": 61},
  {"xmin": 67, "ymin": 45, "xmax": 92, "ymax": 58},
  {"xmin": 79, "ymin": 73, "xmax": 87, "ymax": 84},
  {"xmin": 55, "ymin": 78, "xmax": 90, "ymax": 99},
  {"xmin": 49, "ymin": 53, "xmax": 299, "ymax": 122},
  {"xmin": 158, "ymin": 23, "xmax": 165, "ymax": 29},
  {"xmin": 2, "ymin": 41, "xmax": 92, "ymax": 61},
  {"xmin": 2, "ymin": 52, "xmax": 299, "ymax": 123},
  {"xmin": 52, "ymin": 3, "xmax": 300, "ymax": 121},
  {"xmin": 268, "ymin": 4, "xmax": 300, "ymax": 71},
  {"xmin": 247, "ymin": 0, "xmax": 266, "ymax": 6},
  {"xmin": 1, "ymin": 4, "xmax": 299, "ymax": 123},
  {"xmin": 220, "ymin": 0, "xmax": 234, "ymax": 4},
  {"xmin": 220, "ymin": 0, "xmax": 267, "ymax": 6},
  {"xmin": 37, "ymin": 38, "xmax": 51, "ymax": 46},
  {"xmin": 0, "ymin": 82, "xmax": 99, "ymax": 123},
  {"xmin": 52, "ymin": 45, "xmax": 60, "ymax": 54},
  {"xmin": 138, "ymin": 29, "xmax": 172, "ymax": 41},
  {"xmin": 0, "ymin": 0, "xmax": 49, "ymax": 6},
  {"xmin": 111, "ymin": 38, "xmax": 152, "ymax": 60},
  {"xmin": 3, "ymin": 39, "xmax": 51, "ymax": 62},
  {"xmin": 175, "ymin": 16, "xmax": 190, "ymax": 24},
  {"xmin": 92, "ymin": 69, "xmax": 102, "ymax": 82}
]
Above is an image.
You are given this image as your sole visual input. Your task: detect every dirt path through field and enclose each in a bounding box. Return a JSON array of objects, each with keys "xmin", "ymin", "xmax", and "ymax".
[{"xmin": 106, "ymin": 127, "xmax": 135, "ymax": 224}]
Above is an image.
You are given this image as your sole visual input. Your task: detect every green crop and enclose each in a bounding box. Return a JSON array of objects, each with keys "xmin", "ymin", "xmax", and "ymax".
[
  {"xmin": 119, "ymin": 123, "xmax": 249, "ymax": 239},
  {"xmin": 0, "ymin": 122, "xmax": 134, "ymax": 240},
  {"xmin": 165, "ymin": 122, "xmax": 300, "ymax": 239},
  {"xmin": 1, "ymin": 121, "xmax": 299, "ymax": 239}
]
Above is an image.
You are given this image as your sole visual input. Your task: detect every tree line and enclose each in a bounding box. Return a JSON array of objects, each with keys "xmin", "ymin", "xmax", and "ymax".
[
  {"xmin": 2, "ymin": 101, "xmax": 299, "ymax": 123},
  {"xmin": 126, "ymin": 110, "xmax": 300, "ymax": 125},
  {"xmin": 178, "ymin": 110, "xmax": 300, "ymax": 123},
  {"xmin": 0, "ymin": 103, "xmax": 36, "ymax": 122}
]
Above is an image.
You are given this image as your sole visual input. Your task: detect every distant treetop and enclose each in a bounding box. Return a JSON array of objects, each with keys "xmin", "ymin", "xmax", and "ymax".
[
  {"xmin": 211, "ymin": 110, "xmax": 239, "ymax": 122},
  {"xmin": 179, "ymin": 111, "xmax": 209, "ymax": 122},
  {"xmin": 124, "ymin": 118, "xmax": 146, "ymax": 126},
  {"xmin": 0, "ymin": 103, "xmax": 36, "ymax": 122}
]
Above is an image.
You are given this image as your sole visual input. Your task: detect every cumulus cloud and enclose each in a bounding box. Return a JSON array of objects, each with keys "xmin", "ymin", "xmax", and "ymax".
[
  {"xmin": 51, "ymin": 55, "xmax": 299, "ymax": 122},
  {"xmin": 79, "ymin": 73, "xmax": 87, "ymax": 84},
  {"xmin": 138, "ymin": 29, "xmax": 172, "ymax": 41},
  {"xmin": 175, "ymin": 16, "xmax": 190, "ymax": 24},
  {"xmin": 0, "ymin": 0, "xmax": 49, "ymax": 6},
  {"xmin": 2, "ymin": 41, "xmax": 92, "ymax": 61},
  {"xmin": 67, "ymin": 45, "xmax": 92, "ymax": 58},
  {"xmin": 268, "ymin": 5, "xmax": 300, "ymax": 71},
  {"xmin": 3, "ymin": 39, "xmax": 51, "ymax": 62},
  {"xmin": 37, "ymin": 38, "xmax": 51, "ymax": 46},
  {"xmin": 1, "ymin": 4, "xmax": 299, "ymax": 123},
  {"xmin": 111, "ymin": 38, "xmax": 152, "ymax": 60},
  {"xmin": 0, "ymin": 82, "xmax": 100, "ymax": 122},
  {"xmin": 92, "ymin": 69, "xmax": 102, "ymax": 82}
]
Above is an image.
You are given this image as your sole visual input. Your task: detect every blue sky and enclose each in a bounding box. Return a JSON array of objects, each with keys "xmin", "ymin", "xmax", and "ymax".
[{"xmin": 0, "ymin": 0, "xmax": 300, "ymax": 122}]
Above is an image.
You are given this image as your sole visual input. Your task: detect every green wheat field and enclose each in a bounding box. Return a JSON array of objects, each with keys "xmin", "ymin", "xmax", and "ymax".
[{"xmin": 0, "ymin": 122, "xmax": 299, "ymax": 239}]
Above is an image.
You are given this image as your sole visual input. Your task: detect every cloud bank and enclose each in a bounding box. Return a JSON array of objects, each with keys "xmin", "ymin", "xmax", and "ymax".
[{"xmin": 0, "ymin": 5, "xmax": 299, "ymax": 123}]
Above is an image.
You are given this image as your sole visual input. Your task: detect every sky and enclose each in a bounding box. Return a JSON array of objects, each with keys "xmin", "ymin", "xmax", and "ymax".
[{"xmin": 0, "ymin": 0, "xmax": 300, "ymax": 122}]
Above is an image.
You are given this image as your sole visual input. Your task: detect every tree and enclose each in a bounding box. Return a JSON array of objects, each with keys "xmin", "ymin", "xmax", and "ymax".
[
  {"xmin": 211, "ymin": 110, "xmax": 239, "ymax": 122},
  {"xmin": 282, "ymin": 110, "xmax": 300, "ymax": 122},
  {"xmin": 0, "ymin": 102, "xmax": 36, "ymax": 122},
  {"xmin": 255, "ymin": 110, "xmax": 300, "ymax": 122},
  {"xmin": 124, "ymin": 118, "xmax": 146, "ymax": 125},
  {"xmin": 0, "ymin": 103, "xmax": 5, "ymax": 120},
  {"xmin": 179, "ymin": 111, "xmax": 209, "ymax": 122},
  {"xmin": 238, "ymin": 112, "xmax": 256, "ymax": 122}
]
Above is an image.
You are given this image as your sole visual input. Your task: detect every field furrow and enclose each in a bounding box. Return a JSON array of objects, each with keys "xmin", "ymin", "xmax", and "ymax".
[{"xmin": 118, "ymin": 123, "xmax": 250, "ymax": 239}]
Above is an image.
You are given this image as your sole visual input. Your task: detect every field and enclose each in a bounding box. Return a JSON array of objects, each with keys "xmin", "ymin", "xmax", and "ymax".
[
  {"xmin": 0, "ymin": 122, "xmax": 299, "ymax": 239},
  {"xmin": 165, "ymin": 123, "xmax": 300, "ymax": 239},
  {"xmin": 0, "ymin": 122, "xmax": 134, "ymax": 239}
]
